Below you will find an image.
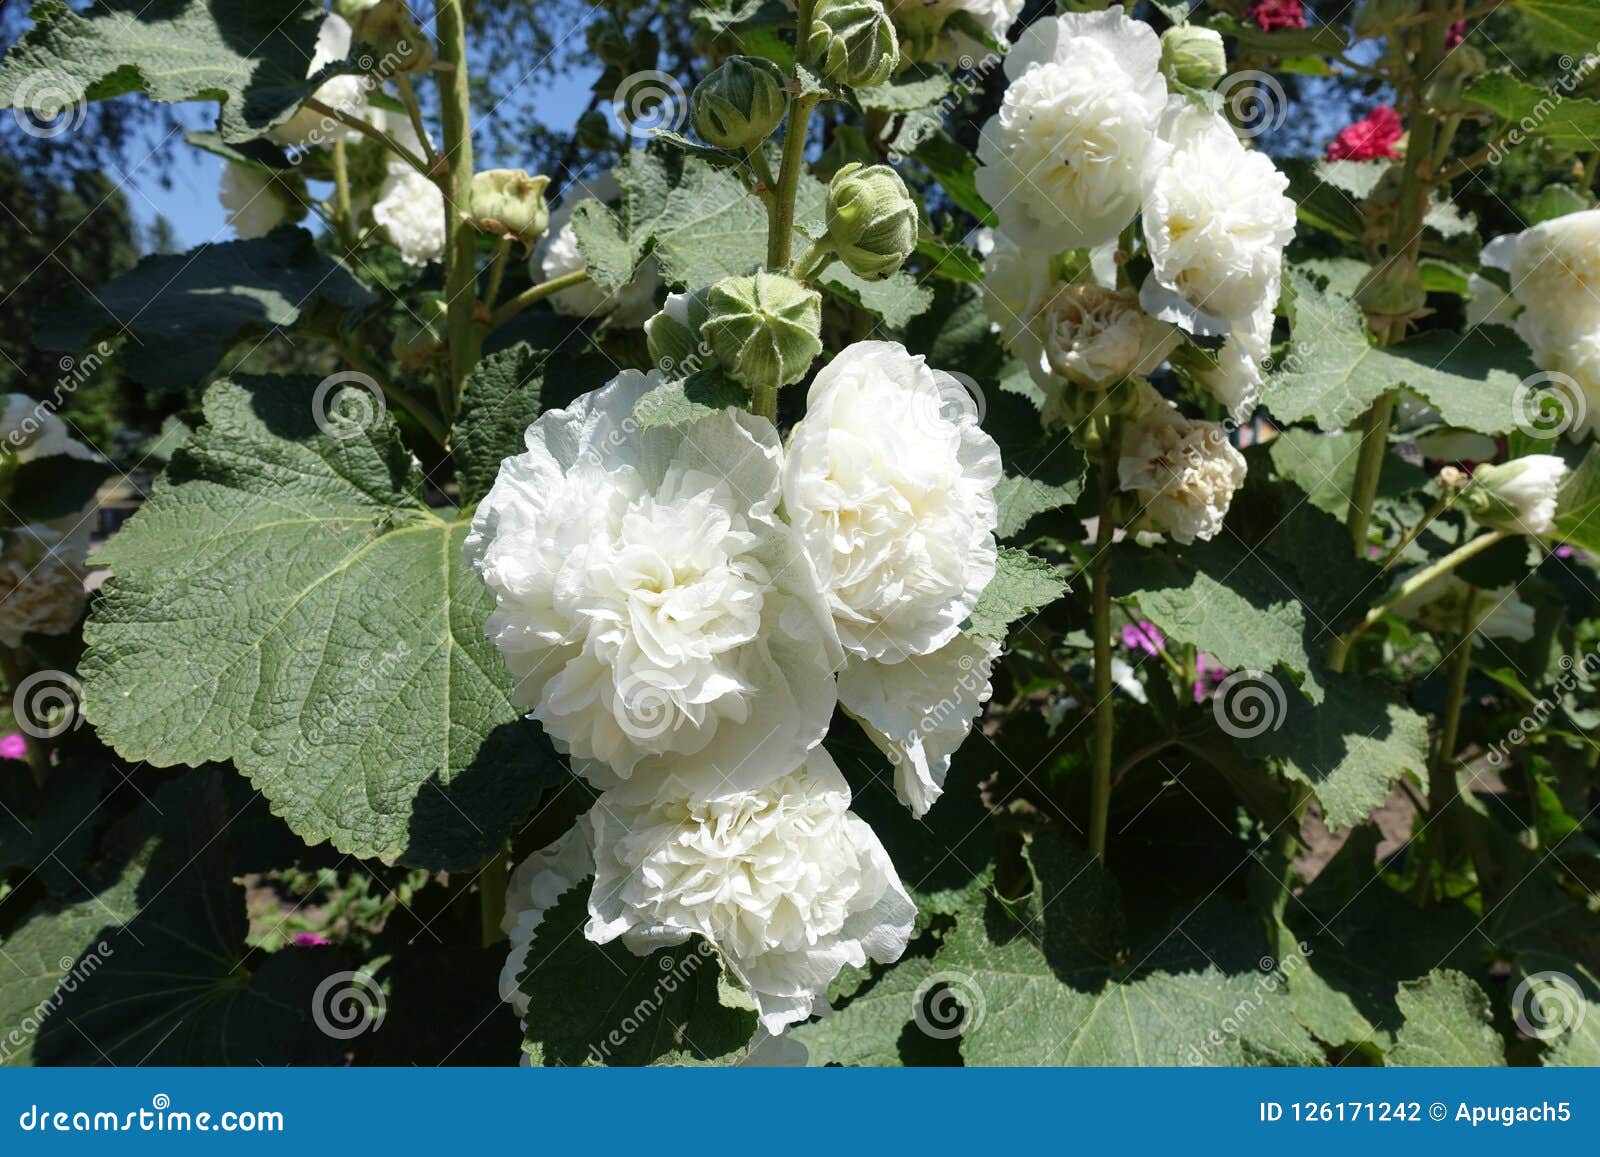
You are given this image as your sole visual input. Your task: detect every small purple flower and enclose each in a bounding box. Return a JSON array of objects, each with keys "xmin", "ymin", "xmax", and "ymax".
[
  {"xmin": 292, "ymin": 932, "xmax": 331, "ymax": 948},
  {"xmin": 1120, "ymin": 620, "xmax": 1166, "ymax": 656},
  {"xmin": 1555, "ymin": 545, "xmax": 1574, "ymax": 559},
  {"xmin": 0, "ymin": 733, "xmax": 26, "ymax": 762}
]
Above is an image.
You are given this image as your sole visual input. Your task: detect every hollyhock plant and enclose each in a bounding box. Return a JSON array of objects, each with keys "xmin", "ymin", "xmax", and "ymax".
[{"xmin": 1324, "ymin": 105, "xmax": 1404, "ymax": 162}]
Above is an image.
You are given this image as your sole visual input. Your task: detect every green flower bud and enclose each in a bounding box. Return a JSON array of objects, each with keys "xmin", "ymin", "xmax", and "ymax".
[
  {"xmin": 1160, "ymin": 25, "xmax": 1226, "ymax": 91},
  {"xmin": 691, "ymin": 56, "xmax": 788, "ymax": 151},
  {"xmin": 645, "ymin": 290, "xmax": 711, "ymax": 377},
  {"xmin": 1460, "ymin": 455, "xmax": 1568, "ymax": 537},
  {"xmin": 809, "ymin": 0, "xmax": 899, "ymax": 89},
  {"xmin": 702, "ymin": 272, "xmax": 823, "ymax": 389},
  {"xmin": 825, "ymin": 162, "xmax": 917, "ymax": 280},
  {"xmin": 467, "ymin": 169, "xmax": 551, "ymax": 246},
  {"xmin": 351, "ymin": 0, "xmax": 434, "ymax": 74}
]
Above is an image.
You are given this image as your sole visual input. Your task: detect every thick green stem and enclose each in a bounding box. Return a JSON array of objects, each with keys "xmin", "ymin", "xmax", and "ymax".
[
  {"xmin": 1344, "ymin": 391, "xmax": 1395, "ymax": 559},
  {"xmin": 1088, "ymin": 432, "xmax": 1118, "ymax": 862},
  {"xmin": 330, "ymin": 138, "xmax": 354, "ymax": 249},
  {"xmin": 438, "ymin": 0, "xmax": 478, "ymax": 412},
  {"xmin": 769, "ymin": 94, "xmax": 820, "ymax": 271},
  {"xmin": 488, "ymin": 268, "xmax": 591, "ymax": 329}
]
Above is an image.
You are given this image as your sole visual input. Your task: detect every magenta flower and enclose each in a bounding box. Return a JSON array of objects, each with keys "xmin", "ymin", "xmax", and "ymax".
[
  {"xmin": 1120, "ymin": 620, "xmax": 1166, "ymax": 656},
  {"xmin": 1193, "ymin": 655, "xmax": 1229, "ymax": 703},
  {"xmin": 1445, "ymin": 20, "xmax": 1467, "ymax": 49},
  {"xmin": 292, "ymin": 932, "xmax": 331, "ymax": 948},
  {"xmin": 0, "ymin": 733, "xmax": 25, "ymax": 762}
]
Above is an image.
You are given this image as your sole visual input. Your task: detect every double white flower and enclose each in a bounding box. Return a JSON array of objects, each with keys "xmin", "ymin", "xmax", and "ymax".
[{"xmin": 1118, "ymin": 389, "xmax": 1247, "ymax": 545}]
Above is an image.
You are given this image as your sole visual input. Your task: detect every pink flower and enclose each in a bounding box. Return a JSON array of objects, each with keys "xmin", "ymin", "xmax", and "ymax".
[
  {"xmin": 1248, "ymin": 0, "xmax": 1307, "ymax": 32},
  {"xmin": 292, "ymin": 932, "xmax": 331, "ymax": 948},
  {"xmin": 1445, "ymin": 20, "xmax": 1467, "ymax": 49},
  {"xmin": 1192, "ymin": 655, "xmax": 1229, "ymax": 703},
  {"xmin": 0, "ymin": 733, "xmax": 25, "ymax": 761},
  {"xmin": 1120, "ymin": 620, "xmax": 1166, "ymax": 656},
  {"xmin": 1325, "ymin": 105, "xmax": 1405, "ymax": 162}
]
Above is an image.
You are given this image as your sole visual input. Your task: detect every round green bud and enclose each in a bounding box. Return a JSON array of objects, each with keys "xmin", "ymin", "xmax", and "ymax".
[
  {"xmin": 1160, "ymin": 25, "xmax": 1226, "ymax": 91},
  {"xmin": 350, "ymin": 0, "xmax": 434, "ymax": 74},
  {"xmin": 645, "ymin": 290, "xmax": 711, "ymax": 377},
  {"xmin": 809, "ymin": 0, "xmax": 900, "ymax": 89},
  {"xmin": 691, "ymin": 56, "xmax": 788, "ymax": 151},
  {"xmin": 467, "ymin": 169, "xmax": 551, "ymax": 246},
  {"xmin": 702, "ymin": 272, "xmax": 823, "ymax": 390},
  {"xmin": 825, "ymin": 162, "xmax": 917, "ymax": 280}
]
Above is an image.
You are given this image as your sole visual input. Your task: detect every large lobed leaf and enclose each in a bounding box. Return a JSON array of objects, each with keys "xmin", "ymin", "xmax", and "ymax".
[
  {"xmin": 80, "ymin": 375, "xmax": 561, "ymax": 869},
  {"xmin": 0, "ymin": 0, "xmax": 333, "ymax": 143}
]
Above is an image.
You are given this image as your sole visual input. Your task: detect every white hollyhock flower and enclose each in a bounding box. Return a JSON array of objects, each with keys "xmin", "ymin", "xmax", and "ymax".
[
  {"xmin": 586, "ymin": 750, "xmax": 916, "ymax": 1034},
  {"xmin": 1510, "ymin": 210, "xmax": 1600, "ymax": 345},
  {"xmin": 1023, "ymin": 282, "xmax": 1179, "ymax": 396},
  {"xmin": 1141, "ymin": 105, "xmax": 1295, "ymax": 333},
  {"xmin": 784, "ymin": 341, "xmax": 1002, "ymax": 663},
  {"xmin": 1197, "ymin": 290, "xmax": 1277, "ymax": 423},
  {"xmin": 837, "ymin": 632, "xmax": 1000, "ymax": 817},
  {"xmin": 532, "ymin": 175, "xmax": 661, "ymax": 326},
  {"xmin": 218, "ymin": 164, "xmax": 294, "ymax": 240},
  {"xmin": 0, "ymin": 518, "xmax": 92, "ymax": 647},
  {"xmin": 373, "ymin": 168, "xmax": 446, "ymax": 266},
  {"xmin": 974, "ymin": 7, "xmax": 1167, "ymax": 253},
  {"xmin": 464, "ymin": 372, "xmax": 842, "ymax": 799},
  {"xmin": 1118, "ymin": 392, "xmax": 1246, "ymax": 544},
  {"xmin": 1, "ymin": 395, "xmax": 96, "ymax": 463},
  {"xmin": 269, "ymin": 14, "xmax": 370, "ymax": 151},
  {"xmin": 1467, "ymin": 455, "xmax": 1568, "ymax": 537}
]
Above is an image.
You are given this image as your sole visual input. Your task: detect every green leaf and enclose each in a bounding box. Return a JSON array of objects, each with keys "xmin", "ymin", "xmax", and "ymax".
[
  {"xmin": 614, "ymin": 148, "xmax": 768, "ymax": 291},
  {"xmin": 1510, "ymin": 0, "xmax": 1600, "ymax": 56},
  {"xmin": 1389, "ymin": 970, "xmax": 1507, "ymax": 1066},
  {"xmin": 516, "ymin": 882, "xmax": 756, "ymax": 1066},
  {"xmin": 569, "ymin": 199, "xmax": 639, "ymax": 293},
  {"xmin": 819, "ymin": 265, "xmax": 935, "ymax": 330},
  {"xmin": 632, "ymin": 370, "xmax": 749, "ymax": 430},
  {"xmin": 1464, "ymin": 73, "xmax": 1600, "ymax": 151},
  {"xmin": 0, "ymin": 770, "xmax": 348, "ymax": 1066},
  {"xmin": 939, "ymin": 836, "xmax": 1322, "ymax": 1066},
  {"xmin": 912, "ymin": 134, "xmax": 995, "ymax": 227},
  {"xmin": 1269, "ymin": 269, "xmax": 1536, "ymax": 434},
  {"xmin": 965, "ymin": 547, "xmax": 1067, "ymax": 639},
  {"xmin": 1554, "ymin": 446, "xmax": 1600, "ymax": 552},
  {"xmin": 80, "ymin": 375, "xmax": 561, "ymax": 870},
  {"xmin": 34, "ymin": 227, "xmax": 375, "ymax": 394},
  {"xmin": 454, "ymin": 343, "xmax": 547, "ymax": 506},
  {"xmin": 1267, "ymin": 428, "xmax": 1429, "ymax": 520},
  {"xmin": 788, "ymin": 950, "xmax": 950, "ymax": 1066},
  {"xmin": 856, "ymin": 64, "xmax": 953, "ymax": 113},
  {"xmin": 0, "ymin": 0, "xmax": 335, "ymax": 144}
]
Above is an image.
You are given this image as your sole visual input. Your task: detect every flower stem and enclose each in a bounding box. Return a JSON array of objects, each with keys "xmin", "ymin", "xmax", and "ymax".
[
  {"xmin": 329, "ymin": 336, "xmax": 450, "ymax": 446},
  {"xmin": 1335, "ymin": 528, "xmax": 1508, "ymax": 655},
  {"xmin": 1088, "ymin": 430, "xmax": 1119, "ymax": 863},
  {"xmin": 395, "ymin": 73, "xmax": 439, "ymax": 171},
  {"xmin": 437, "ymin": 0, "xmax": 478, "ymax": 414},
  {"xmin": 1344, "ymin": 390, "xmax": 1395, "ymax": 558},
  {"xmin": 488, "ymin": 268, "xmax": 591, "ymax": 329},
  {"xmin": 482, "ymin": 237, "xmax": 514, "ymax": 311},
  {"xmin": 304, "ymin": 98, "xmax": 431, "ymax": 180},
  {"xmin": 1380, "ymin": 490, "xmax": 1456, "ymax": 570},
  {"xmin": 330, "ymin": 138, "xmax": 354, "ymax": 249},
  {"xmin": 791, "ymin": 237, "xmax": 835, "ymax": 282}
]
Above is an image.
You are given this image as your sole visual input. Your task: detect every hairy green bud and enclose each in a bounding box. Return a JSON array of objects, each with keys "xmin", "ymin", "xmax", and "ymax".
[
  {"xmin": 1160, "ymin": 25, "xmax": 1226, "ymax": 91},
  {"xmin": 702, "ymin": 272, "xmax": 823, "ymax": 389},
  {"xmin": 825, "ymin": 162, "xmax": 917, "ymax": 280},
  {"xmin": 809, "ymin": 0, "xmax": 900, "ymax": 89},
  {"xmin": 467, "ymin": 169, "xmax": 551, "ymax": 247},
  {"xmin": 350, "ymin": 0, "xmax": 434, "ymax": 73},
  {"xmin": 691, "ymin": 56, "xmax": 788, "ymax": 150},
  {"xmin": 645, "ymin": 290, "xmax": 712, "ymax": 377}
]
